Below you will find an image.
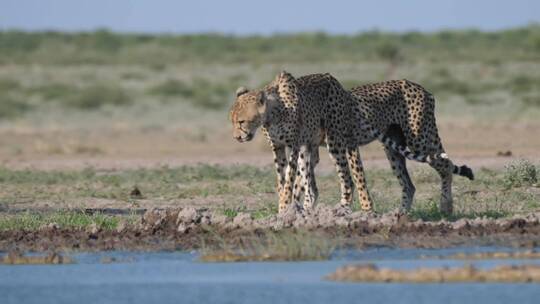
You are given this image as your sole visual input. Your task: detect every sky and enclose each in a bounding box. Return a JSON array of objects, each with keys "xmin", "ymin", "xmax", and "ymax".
[{"xmin": 1, "ymin": 0, "xmax": 539, "ymax": 34}]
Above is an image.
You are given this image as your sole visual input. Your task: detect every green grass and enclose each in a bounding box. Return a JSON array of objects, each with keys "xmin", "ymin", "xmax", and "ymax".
[
  {"xmin": 0, "ymin": 164, "xmax": 538, "ymax": 222},
  {"xmin": 0, "ymin": 165, "xmax": 275, "ymax": 203},
  {"xmin": 502, "ymin": 159, "xmax": 538, "ymax": 189},
  {"xmin": 0, "ymin": 211, "xmax": 131, "ymax": 231},
  {"xmin": 409, "ymin": 201, "xmax": 510, "ymax": 222}
]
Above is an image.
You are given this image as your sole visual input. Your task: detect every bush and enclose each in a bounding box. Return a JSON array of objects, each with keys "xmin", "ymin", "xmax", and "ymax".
[
  {"xmin": 503, "ymin": 159, "xmax": 537, "ymax": 188},
  {"xmin": 148, "ymin": 79, "xmax": 192, "ymax": 97},
  {"xmin": 2, "ymin": 25, "xmax": 540, "ymax": 65},
  {"xmin": 67, "ymin": 85, "xmax": 130, "ymax": 109},
  {"xmin": 523, "ymin": 95, "xmax": 540, "ymax": 107},
  {"xmin": 376, "ymin": 42, "xmax": 401, "ymax": 63},
  {"xmin": 0, "ymin": 78, "xmax": 20, "ymax": 92},
  {"xmin": 149, "ymin": 79, "xmax": 233, "ymax": 110},
  {"xmin": 422, "ymin": 77, "xmax": 472, "ymax": 96},
  {"xmin": 28, "ymin": 83, "xmax": 76, "ymax": 101},
  {"xmin": 0, "ymin": 94, "xmax": 30, "ymax": 119},
  {"xmin": 508, "ymin": 75, "xmax": 538, "ymax": 93}
]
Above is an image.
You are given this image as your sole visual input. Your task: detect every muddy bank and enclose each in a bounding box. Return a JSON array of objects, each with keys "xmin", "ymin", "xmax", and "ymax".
[
  {"xmin": 327, "ymin": 264, "xmax": 540, "ymax": 283},
  {"xmin": 1, "ymin": 251, "xmax": 73, "ymax": 265},
  {"xmin": 2, "ymin": 206, "xmax": 540, "ymax": 252},
  {"xmin": 423, "ymin": 250, "xmax": 540, "ymax": 260}
]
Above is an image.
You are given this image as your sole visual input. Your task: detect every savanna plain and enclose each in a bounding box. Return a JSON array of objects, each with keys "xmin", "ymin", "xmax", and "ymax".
[{"xmin": 1, "ymin": 29, "xmax": 540, "ymax": 298}]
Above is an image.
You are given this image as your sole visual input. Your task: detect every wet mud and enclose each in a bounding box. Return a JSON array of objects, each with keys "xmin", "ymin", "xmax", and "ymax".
[{"xmin": 326, "ymin": 264, "xmax": 540, "ymax": 283}]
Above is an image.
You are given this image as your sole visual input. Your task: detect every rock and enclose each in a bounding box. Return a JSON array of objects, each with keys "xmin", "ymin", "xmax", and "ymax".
[
  {"xmin": 211, "ymin": 213, "xmax": 231, "ymax": 226},
  {"xmin": 233, "ymin": 212, "xmax": 253, "ymax": 229},
  {"xmin": 332, "ymin": 204, "xmax": 352, "ymax": 217},
  {"xmin": 177, "ymin": 223, "xmax": 191, "ymax": 234},
  {"xmin": 453, "ymin": 218, "xmax": 470, "ymax": 230},
  {"xmin": 116, "ymin": 220, "xmax": 128, "ymax": 233},
  {"xmin": 177, "ymin": 207, "xmax": 200, "ymax": 224},
  {"xmin": 277, "ymin": 204, "xmax": 299, "ymax": 228},
  {"xmin": 380, "ymin": 213, "xmax": 397, "ymax": 226},
  {"xmin": 335, "ymin": 217, "xmax": 349, "ymax": 228},
  {"xmin": 87, "ymin": 223, "xmax": 100, "ymax": 235},
  {"xmin": 200, "ymin": 215, "xmax": 211, "ymax": 226},
  {"xmin": 142, "ymin": 208, "xmax": 168, "ymax": 230},
  {"xmin": 39, "ymin": 222, "xmax": 60, "ymax": 232}
]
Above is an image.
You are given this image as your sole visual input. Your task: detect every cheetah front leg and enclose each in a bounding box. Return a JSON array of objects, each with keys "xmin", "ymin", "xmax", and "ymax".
[
  {"xmin": 347, "ymin": 146, "xmax": 373, "ymax": 211},
  {"xmin": 278, "ymin": 145, "xmax": 299, "ymax": 213},
  {"xmin": 293, "ymin": 144, "xmax": 319, "ymax": 210},
  {"xmin": 271, "ymin": 143, "xmax": 287, "ymax": 194},
  {"xmin": 297, "ymin": 145, "xmax": 318, "ymax": 211}
]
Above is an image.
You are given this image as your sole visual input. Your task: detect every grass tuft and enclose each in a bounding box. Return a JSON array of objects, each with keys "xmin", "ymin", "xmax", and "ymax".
[
  {"xmin": 199, "ymin": 231, "xmax": 337, "ymax": 262},
  {"xmin": 503, "ymin": 159, "xmax": 538, "ymax": 189}
]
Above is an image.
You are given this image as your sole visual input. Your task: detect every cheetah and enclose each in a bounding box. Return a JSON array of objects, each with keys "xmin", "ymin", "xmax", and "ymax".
[
  {"xmin": 229, "ymin": 72, "xmax": 473, "ymax": 215},
  {"xmin": 348, "ymin": 79, "xmax": 474, "ymax": 214},
  {"xmin": 230, "ymin": 71, "xmax": 329, "ymax": 213}
]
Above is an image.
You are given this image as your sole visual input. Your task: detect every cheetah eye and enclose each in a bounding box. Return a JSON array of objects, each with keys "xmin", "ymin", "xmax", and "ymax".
[{"xmin": 238, "ymin": 120, "xmax": 245, "ymax": 125}]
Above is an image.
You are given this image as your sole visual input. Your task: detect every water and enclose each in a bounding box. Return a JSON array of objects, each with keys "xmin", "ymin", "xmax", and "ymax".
[{"xmin": 1, "ymin": 247, "xmax": 540, "ymax": 304}]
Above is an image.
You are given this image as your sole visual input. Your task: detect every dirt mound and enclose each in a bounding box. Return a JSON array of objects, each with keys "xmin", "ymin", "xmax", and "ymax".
[
  {"xmin": 139, "ymin": 205, "xmax": 540, "ymax": 235},
  {"xmin": 2, "ymin": 206, "xmax": 540, "ymax": 252}
]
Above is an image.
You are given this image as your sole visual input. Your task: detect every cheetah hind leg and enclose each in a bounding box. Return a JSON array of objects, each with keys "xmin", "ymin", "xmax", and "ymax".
[
  {"xmin": 383, "ymin": 146, "xmax": 415, "ymax": 212},
  {"xmin": 382, "ymin": 124, "xmax": 416, "ymax": 212}
]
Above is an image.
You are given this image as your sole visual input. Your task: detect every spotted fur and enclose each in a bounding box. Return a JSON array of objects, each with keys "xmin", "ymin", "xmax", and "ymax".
[
  {"xmin": 230, "ymin": 72, "xmax": 473, "ymax": 215},
  {"xmin": 349, "ymin": 79, "xmax": 474, "ymax": 213}
]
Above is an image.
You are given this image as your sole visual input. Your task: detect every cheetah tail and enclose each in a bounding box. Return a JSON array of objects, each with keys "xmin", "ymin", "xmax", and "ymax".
[
  {"xmin": 377, "ymin": 132, "xmax": 474, "ymax": 180},
  {"xmin": 453, "ymin": 165, "xmax": 475, "ymax": 180},
  {"xmin": 377, "ymin": 132, "xmax": 432, "ymax": 162}
]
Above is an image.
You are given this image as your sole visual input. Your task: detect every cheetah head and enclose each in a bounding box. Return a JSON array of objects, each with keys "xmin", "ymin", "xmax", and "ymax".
[{"xmin": 229, "ymin": 86, "xmax": 273, "ymax": 143}]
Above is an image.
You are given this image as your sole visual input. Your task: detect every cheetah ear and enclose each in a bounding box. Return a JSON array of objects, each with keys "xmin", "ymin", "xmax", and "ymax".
[
  {"xmin": 236, "ymin": 86, "xmax": 249, "ymax": 97},
  {"xmin": 278, "ymin": 70, "xmax": 294, "ymax": 82}
]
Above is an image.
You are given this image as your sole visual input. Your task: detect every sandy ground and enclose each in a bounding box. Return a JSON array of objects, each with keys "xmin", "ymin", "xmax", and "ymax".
[
  {"xmin": 0, "ymin": 120, "xmax": 538, "ymax": 213},
  {"xmin": 0, "ymin": 121, "xmax": 538, "ymax": 172}
]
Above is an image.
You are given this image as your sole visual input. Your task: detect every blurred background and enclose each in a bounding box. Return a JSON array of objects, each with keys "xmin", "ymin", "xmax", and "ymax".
[{"xmin": 0, "ymin": 0, "xmax": 539, "ymax": 171}]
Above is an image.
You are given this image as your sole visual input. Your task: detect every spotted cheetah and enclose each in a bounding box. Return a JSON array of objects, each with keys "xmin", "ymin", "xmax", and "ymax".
[
  {"xmin": 229, "ymin": 72, "xmax": 473, "ymax": 215},
  {"xmin": 346, "ymin": 79, "xmax": 474, "ymax": 214}
]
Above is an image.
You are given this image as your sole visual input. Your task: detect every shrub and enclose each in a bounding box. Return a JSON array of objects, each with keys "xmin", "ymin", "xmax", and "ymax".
[
  {"xmin": 376, "ymin": 42, "xmax": 401, "ymax": 63},
  {"xmin": 503, "ymin": 159, "xmax": 537, "ymax": 188},
  {"xmin": 28, "ymin": 83, "xmax": 76, "ymax": 101},
  {"xmin": 148, "ymin": 79, "xmax": 192, "ymax": 97},
  {"xmin": 523, "ymin": 95, "xmax": 540, "ymax": 107},
  {"xmin": 148, "ymin": 78, "xmax": 233, "ymax": 110},
  {"xmin": 0, "ymin": 78, "xmax": 20, "ymax": 92},
  {"xmin": 67, "ymin": 85, "xmax": 130, "ymax": 109},
  {"xmin": 0, "ymin": 94, "xmax": 30, "ymax": 119},
  {"xmin": 508, "ymin": 75, "xmax": 537, "ymax": 93}
]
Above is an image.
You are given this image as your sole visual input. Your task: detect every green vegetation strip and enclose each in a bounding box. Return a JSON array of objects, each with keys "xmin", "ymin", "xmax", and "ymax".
[
  {"xmin": 199, "ymin": 231, "xmax": 336, "ymax": 262},
  {"xmin": 0, "ymin": 160, "xmax": 538, "ymax": 227},
  {"xmin": 0, "ymin": 211, "xmax": 129, "ymax": 231},
  {"xmin": 1, "ymin": 26, "xmax": 540, "ymax": 65}
]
